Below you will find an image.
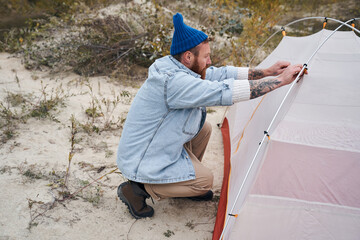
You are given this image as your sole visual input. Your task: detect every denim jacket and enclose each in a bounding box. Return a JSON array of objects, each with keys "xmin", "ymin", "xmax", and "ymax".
[{"xmin": 116, "ymin": 55, "xmax": 241, "ymax": 184}]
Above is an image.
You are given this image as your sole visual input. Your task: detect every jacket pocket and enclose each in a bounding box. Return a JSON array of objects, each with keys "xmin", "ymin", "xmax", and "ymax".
[{"xmin": 182, "ymin": 108, "xmax": 201, "ymax": 135}]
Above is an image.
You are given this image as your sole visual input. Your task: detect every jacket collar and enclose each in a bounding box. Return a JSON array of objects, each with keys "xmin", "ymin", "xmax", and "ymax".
[{"xmin": 168, "ymin": 55, "xmax": 201, "ymax": 78}]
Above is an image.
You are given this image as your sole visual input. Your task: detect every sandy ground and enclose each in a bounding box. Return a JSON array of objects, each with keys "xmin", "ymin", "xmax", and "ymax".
[{"xmin": 0, "ymin": 52, "xmax": 227, "ymax": 240}]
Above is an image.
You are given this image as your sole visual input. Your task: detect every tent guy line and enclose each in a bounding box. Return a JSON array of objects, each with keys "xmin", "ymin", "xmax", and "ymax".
[{"xmin": 218, "ymin": 17, "xmax": 360, "ymax": 240}]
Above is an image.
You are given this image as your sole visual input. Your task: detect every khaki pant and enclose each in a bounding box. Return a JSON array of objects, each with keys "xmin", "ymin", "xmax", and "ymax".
[{"xmin": 145, "ymin": 121, "xmax": 214, "ymax": 200}]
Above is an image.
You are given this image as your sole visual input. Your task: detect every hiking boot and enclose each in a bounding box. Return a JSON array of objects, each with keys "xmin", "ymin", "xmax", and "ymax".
[
  {"xmin": 187, "ymin": 190, "xmax": 213, "ymax": 201},
  {"xmin": 117, "ymin": 181, "xmax": 154, "ymax": 219}
]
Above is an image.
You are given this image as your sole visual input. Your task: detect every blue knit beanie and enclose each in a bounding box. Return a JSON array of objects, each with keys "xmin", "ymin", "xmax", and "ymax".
[{"xmin": 170, "ymin": 13, "xmax": 208, "ymax": 56}]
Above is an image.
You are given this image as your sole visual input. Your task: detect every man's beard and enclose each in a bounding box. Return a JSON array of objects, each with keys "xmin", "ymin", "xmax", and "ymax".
[{"xmin": 191, "ymin": 58, "xmax": 209, "ymax": 80}]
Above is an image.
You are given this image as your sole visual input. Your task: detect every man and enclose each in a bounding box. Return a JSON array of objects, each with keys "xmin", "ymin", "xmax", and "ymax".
[{"xmin": 116, "ymin": 13, "xmax": 304, "ymax": 219}]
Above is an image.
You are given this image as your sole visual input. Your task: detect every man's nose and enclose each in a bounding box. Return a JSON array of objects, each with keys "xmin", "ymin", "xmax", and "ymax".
[{"xmin": 207, "ymin": 57, "xmax": 212, "ymax": 65}]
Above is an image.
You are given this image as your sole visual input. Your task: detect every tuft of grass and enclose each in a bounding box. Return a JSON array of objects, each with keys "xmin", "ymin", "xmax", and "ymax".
[
  {"xmin": 27, "ymin": 198, "xmax": 45, "ymax": 230},
  {"xmin": 3, "ymin": 128, "xmax": 16, "ymax": 141},
  {"xmin": 5, "ymin": 92, "xmax": 26, "ymax": 107},
  {"xmin": 85, "ymin": 107, "xmax": 103, "ymax": 118},
  {"xmin": 46, "ymin": 170, "xmax": 66, "ymax": 189},
  {"xmin": 77, "ymin": 82, "xmax": 129, "ymax": 135},
  {"xmin": 79, "ymin": 180, "xmax": 90, "ymax": 186},
  {"xmin": 105, "ymin": 149, "xmax": 114, "ymax": 158},
  {"xmin": 185, "ymin": 220, "xmax": 195, "ymax": 230},
  {"xmin": 28, "ymin": 81, "xmax": 66, "ymax": 120},
  {"xmin": 0, "ymin": 166, "xmax": 12, "ymax": 174},
  {"xmin": 206, "ymin": 108, "xmax": 216, "ymax": 114},
  {"xmin": 78, "ymin": 161, "xmax": 95, "ymax": 169},
  {"xmin": 163, "ymin": 230, "xmax": 175, "ymax": 238},
  {"xmin": 212, "ymin": 194, "xmax": 221, "ymax": 203},
  {"xmin": 79, "ymin": 185, "xmax": 103, "ymax": 206},
  {"xmin": 0, "ymin": 96, "xmax": 20, "ymax": 143},
  {"xmin": 63, "ymin": 115, "xmax": 78, "ymax": 189},
  {"xmin": 30, "ymin": 98, "xmax": 59, "ymax": 118},
  {"xmin": 23, "ymin": 169, "xmax": 43, "ymax": 180}
]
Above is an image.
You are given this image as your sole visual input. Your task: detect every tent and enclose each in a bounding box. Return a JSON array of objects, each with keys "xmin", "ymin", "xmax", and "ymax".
[{"xmin": 213, "ymin": 19, "xmax": 360, "ymax": 240}]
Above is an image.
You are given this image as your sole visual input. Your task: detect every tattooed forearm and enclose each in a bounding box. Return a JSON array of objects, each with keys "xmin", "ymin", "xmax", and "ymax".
[
  {"xmin": 248, "ymin": 69, "xmax": 265, "ymax": 80},
  {"xmin": 249, "ymin": 78, "xmax": 282, "ymax": 99}
]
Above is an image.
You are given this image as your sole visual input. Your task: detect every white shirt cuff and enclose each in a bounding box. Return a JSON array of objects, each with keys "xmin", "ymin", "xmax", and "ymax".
[
  {"xmin": 237, "ymin": 67, "xmax": 249, "ymax": 80},
  {"xmin": 232, "ymin": 80, "xmax": 250, "ymax": 103}
]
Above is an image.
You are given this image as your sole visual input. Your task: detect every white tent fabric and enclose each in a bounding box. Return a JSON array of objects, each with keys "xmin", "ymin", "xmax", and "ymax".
[{"xmin": 214, "ymin": 29, "xmax": 360, "ymax": 239}]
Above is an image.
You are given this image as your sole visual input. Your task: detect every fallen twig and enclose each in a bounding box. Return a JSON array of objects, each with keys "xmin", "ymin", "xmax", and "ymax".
[
  {"xmin": 127, "ymin": 219, "xmax": 138, "ymax": 240},
  {"xmin": 60, "ymin": 168, "xmax": 118, "ymax": 202}
]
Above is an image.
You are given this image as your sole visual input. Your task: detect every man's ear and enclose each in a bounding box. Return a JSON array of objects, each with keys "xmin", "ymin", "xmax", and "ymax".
[{"xmin": 181, "ymin": 51, "xmax": 193, "ymax": 68}]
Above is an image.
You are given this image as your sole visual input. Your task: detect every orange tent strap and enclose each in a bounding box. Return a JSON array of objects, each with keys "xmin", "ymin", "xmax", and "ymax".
[{"xmin": 234, "ymin": 95, "xmax": 266, "ymax": 154}]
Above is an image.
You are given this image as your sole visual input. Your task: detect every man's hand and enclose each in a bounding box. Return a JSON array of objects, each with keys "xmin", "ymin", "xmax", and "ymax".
[
  {"xmin": 249, "ymin": 63, "xmax": 306, "ymax": 99},
  {"xmin": 248, "ymin": 61, "xmax": 290, "ymax": 80},
  {"xmin": 278, "ymin": 64, "xmax": 306, "ymax": 86},
  {"xmin": 266, "ymin": 61, "xmax": 291, "ymax": 76}
]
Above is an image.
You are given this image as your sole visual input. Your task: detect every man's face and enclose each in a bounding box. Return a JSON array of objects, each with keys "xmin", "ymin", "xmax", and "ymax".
[{"xmin": 190, "ymin": 42, "xmax": 212, "ymax": 79}]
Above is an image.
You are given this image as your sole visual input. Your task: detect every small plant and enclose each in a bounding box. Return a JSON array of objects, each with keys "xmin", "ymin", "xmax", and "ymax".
[
  {"xmin": 105, "ymin": 149, "xmax": 114, "ymax": 158},
  {"xmin": 78, "ymin": 161, "xmax": 95, "ymax": 169},
  {"xmin": 5, "ymin": 92, "xmax": 26, "ymax": 107},
  {"xmin": 163, "ymin": 230, "xmax": 175, "ymax": 238},
  {"xmin": 23, "ymin": 169, "xmax": 43, "ymax": 180},
  {"xmin": 212, "ymin": 194, "xmax": 221, "ymax": 202},
  {"xmin": 79, "ymin": 82, "xmax": 130, "ymax": 134},
  {"xmin": 78, "ymin": 185, "xmax": 103, "ymax": 206},
  {"xmin": 64, "ymin": 115, "xmax": 78, "ymax": 189},
  {"xmin": 185, "ymin": 220, "xmax": 195, "ymax": 230},
  {"xmin": 206, "ymin": 108, "xmax": 216, "ymax": 114},
  {"xmin": 2, "ymin": 128, "xmax": 16, "ymax": 142},
  {"xmin": 29, "ymin": 81, "xmax": 66, "ymax": 120},
  {"xmin": 0, "ymin": 166, "xmax": 12, "ymax": 174},
  {"xmin": 0, "ymin": 95, "xmax": 20, "ymax": 143},
  {"xmin": 79, "ymin": 179, "xmax": 90, "ymax": 186},
  {"xmin": 46, "ymin": 170, "xmax": 66, "ymax": 189},
  {"xmin": 27, "ymin": 198, "xmax": 46, "ymax": 230}
]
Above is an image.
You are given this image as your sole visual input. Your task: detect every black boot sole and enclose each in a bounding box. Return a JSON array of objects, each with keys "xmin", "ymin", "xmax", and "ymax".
[{"xmin": 187, "ymin": 190, "xmax": 213, "ymax": 201}]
